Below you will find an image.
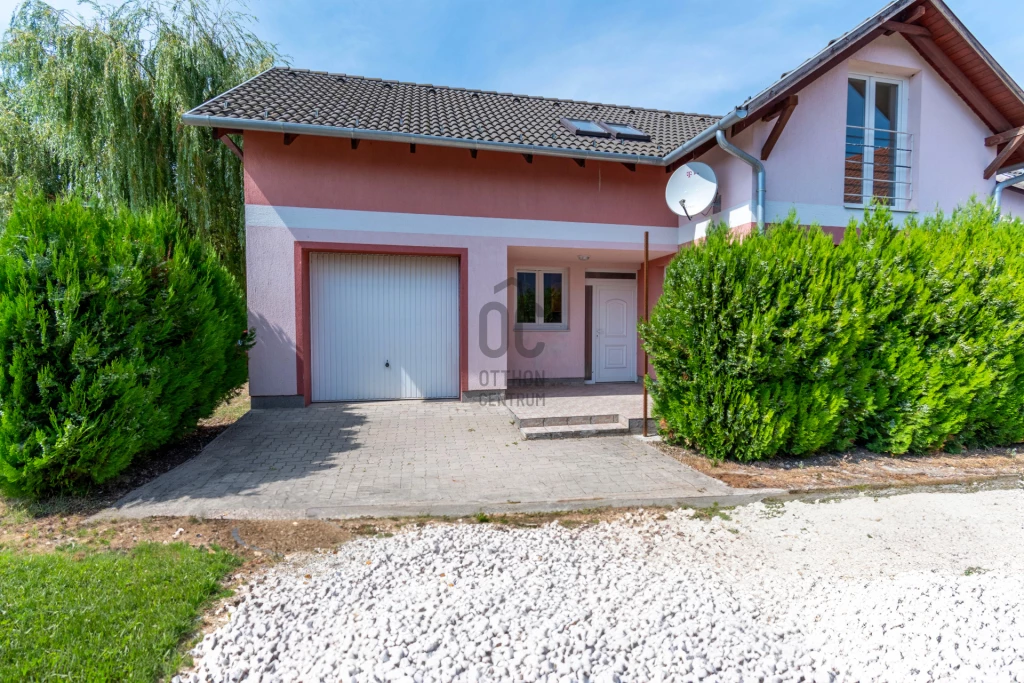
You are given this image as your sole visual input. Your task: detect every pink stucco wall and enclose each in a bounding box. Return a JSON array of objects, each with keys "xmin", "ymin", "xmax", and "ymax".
[
  {"xmin": 244, "ymin": 132, "xmax": 677, "ymax": 227},
  {"xmin": 505, "ymin": 258, "xmax": 587, "ymax": 380},
  {"xmin": 679, "ymin": 33, "xmax": 1003, "ymax": 237},
  {"xmin": 637, "ymin": 263, "xmax": 665, "ymax": 377},
  {"xmin": 243, "ymin": 133, "xmax": 677, "ymax": 397}
]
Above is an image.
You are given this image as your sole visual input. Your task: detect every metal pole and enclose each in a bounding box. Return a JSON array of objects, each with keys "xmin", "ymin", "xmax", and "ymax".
[{"xmin": 643, "ymin": 231, "xmax": 649, "ymax": 437}]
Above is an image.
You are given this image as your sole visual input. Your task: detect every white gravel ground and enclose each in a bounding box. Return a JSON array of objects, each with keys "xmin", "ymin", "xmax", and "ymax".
[{"xmin": 178, "ymin": 488, "xmax": 1024, "ymax": 683}]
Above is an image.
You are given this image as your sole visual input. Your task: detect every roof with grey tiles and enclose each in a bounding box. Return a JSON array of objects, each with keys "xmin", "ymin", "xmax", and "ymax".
[{"xmin": 185, "ymin": 67, "xmax": 721, "ymax": 161}]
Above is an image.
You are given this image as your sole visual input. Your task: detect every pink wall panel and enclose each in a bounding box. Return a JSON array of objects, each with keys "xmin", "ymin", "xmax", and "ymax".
[
  {"xmin": 246, "ymin": 225, "xmax": 299, "ymax": 397},
  {"xmin": 244, "ymin": 132, "xmax": 677, "ymax": 228},
  {"xmin": 505, "ymin": 261, "xmax": 587, "ymax": 380},
  {"xmin": 636, "ymin": 264, "xmax": 665, "ymax": 377}
]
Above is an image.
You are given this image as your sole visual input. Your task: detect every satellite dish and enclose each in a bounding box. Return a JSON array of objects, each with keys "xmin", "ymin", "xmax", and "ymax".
[{"xmin": 665, "ymin": 162, "xmax": 718, "ymax": 219}]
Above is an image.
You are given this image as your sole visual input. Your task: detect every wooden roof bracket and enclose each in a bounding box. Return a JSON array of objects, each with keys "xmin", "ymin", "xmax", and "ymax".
[
  {"xmin": 760, "ymin": 95, "xmax": 799, "ymax": 160},
  {"xmin": 881, "ymin": 20, "xmax": 930, "ymax": 36},
  {"xmin": 882, "ymin": 6, "xmax": 927, "ymax": 36},
  {"xmin": 984, "ymin": 129, "xmax": 1024, "ymax": 180},
  {"xmin": 213, "ymin": 127, "xmax": 243, "ymax": 161},
  {"xmin": 283, "ymin": 133, "xmax": 299, "ymax": 145},
  {"xmin": 985, "ymin": 126, "xmax": 1024, "ymax": 147}
]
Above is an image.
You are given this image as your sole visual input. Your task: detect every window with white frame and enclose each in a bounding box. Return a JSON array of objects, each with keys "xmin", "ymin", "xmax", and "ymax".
[
  {"xmin": 515, "ymin": 269, "xmax": 566, "ymax": 329},
  {"xmin": 845, "ymin": 73, "xmax": 912, "ymax": 209}
]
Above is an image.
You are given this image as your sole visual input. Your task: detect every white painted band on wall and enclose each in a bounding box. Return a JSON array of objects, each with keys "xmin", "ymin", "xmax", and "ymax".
[{"xmin": 245, "ymin": 204, "xmax": 680, "ymax": 248}]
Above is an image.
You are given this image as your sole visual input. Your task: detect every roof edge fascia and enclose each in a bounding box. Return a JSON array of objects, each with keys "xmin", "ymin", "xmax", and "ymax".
[{"xmin": 182, "ymin": 114, "xmax": 671, "ymax": 165}]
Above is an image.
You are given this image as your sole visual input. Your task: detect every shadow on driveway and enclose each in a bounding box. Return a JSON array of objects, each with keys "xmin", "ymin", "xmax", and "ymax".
[{"xmin": 100, "ymin": 400, "xmax": 772, "ymax": 520}]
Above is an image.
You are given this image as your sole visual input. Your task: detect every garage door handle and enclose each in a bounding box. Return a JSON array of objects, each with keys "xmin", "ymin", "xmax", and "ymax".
[{"xmin": 385, "ymin": 360, "xmax": 390, "ymax": 368}]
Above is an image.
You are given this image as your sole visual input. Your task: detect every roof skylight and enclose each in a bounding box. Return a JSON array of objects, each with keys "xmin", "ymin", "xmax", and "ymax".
[
  {"xmin": 560, "ymin": 118, "xmax": 651, "ymax": 142},
  {"xmin": 599, "ymin": 122, "xmax": 651, "ymax": 141},
  {"xmin": 560, "ymin": 118, "xmax": 611, "ymax": 138}
]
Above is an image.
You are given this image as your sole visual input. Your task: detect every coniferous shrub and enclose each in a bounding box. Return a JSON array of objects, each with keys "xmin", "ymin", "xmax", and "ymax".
[
  {"xmin": 642, "ymin": 200, "xmax": 1024, "ymax": 462},
  {"xmin": 0, "ymin": 193, "xmax": 252, "ymax": 497},
  {"xmin": 641, "ymin": 214, "xmax": 869, "ymax": 462},
  {"xmin": 843, "ymin": 202, "xmax": 1024, "ymax": 453}
]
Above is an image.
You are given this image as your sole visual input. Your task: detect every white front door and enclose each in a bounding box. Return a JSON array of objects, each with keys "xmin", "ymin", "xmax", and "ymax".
[{"xmin": 594, "ymin": 284, "xmax": 637, "ymax": 383}]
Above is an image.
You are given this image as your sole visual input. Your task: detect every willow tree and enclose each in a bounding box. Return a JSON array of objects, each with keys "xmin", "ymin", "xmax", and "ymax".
[
  {"xmin": 0, "ymin": 84, "xmax": 66, "ymax": 213},
  {"xmin": 0, "ymin": 0, "xmax": 279, "ymax": 275}
]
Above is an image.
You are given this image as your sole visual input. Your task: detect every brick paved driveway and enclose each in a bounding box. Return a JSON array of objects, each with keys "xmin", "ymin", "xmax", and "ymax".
[{"xmin": 106, "ymin": 400, "xmax": 755, "ymax": 520}]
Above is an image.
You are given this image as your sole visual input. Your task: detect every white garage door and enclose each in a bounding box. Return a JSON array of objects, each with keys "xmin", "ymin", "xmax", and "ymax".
[{"xmin": 310, "ymin": 253, "xmax": 460, "ymax": 401}]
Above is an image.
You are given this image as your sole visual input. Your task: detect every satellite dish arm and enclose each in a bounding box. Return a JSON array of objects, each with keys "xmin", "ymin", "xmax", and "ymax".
[{"xmin": 715, "ymin": 129, "xmax": 765, "ymax": 234}]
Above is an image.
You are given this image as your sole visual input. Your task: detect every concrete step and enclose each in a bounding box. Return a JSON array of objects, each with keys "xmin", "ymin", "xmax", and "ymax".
[
  {"xmin": 627, "ymin": 417, "xmax": 660, "ymax": 435},
  {"xmin": 520, "ymin": 422, "xmax": 630, "ymax": 440},
  {"xmin": 516, "ymin": 414, "xmax": 620, "ymax": 428}
]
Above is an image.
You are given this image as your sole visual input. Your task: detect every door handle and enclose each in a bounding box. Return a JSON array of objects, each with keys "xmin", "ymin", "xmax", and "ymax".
[{"xmin": 385, "ymin": 360, "xmax": 390, "ymax": 368}]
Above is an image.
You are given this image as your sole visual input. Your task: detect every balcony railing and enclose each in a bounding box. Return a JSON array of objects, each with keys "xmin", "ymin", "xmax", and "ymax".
[{"xmin": 844, "ymin": 126, "xmax": 913, "ymax": 211}]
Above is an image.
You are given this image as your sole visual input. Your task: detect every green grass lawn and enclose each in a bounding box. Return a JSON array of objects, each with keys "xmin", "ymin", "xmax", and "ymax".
[{"xmin": 0, "ymin": 543, "xmax": 240, "ymax": 682}]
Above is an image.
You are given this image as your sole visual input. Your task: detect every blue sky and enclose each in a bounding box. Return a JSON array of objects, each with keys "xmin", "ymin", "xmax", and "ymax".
[{"xmin": 3, "ymin": 0, "xmax": 1022, "ymax": 114}]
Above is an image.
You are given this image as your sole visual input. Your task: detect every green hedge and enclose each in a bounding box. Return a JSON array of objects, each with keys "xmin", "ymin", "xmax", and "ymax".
[
  {"xmin": 641, "ymin": 200, "xmax": 1024, "ymax": 462},
  {"xmin": 0, "ymin": 194, "xmax": 252, "ymax": 497}
]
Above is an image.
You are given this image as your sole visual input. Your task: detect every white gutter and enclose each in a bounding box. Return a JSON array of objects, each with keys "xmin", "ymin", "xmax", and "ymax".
[{"xmin": 181, "ymin": 114, "xmax": 666, "ymax": 166}]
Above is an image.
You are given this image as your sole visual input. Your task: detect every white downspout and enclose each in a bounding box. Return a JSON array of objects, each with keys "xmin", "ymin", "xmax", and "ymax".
[{"xmin": 715, "ymin": 129, "xmax": 766, "ymax": 234}]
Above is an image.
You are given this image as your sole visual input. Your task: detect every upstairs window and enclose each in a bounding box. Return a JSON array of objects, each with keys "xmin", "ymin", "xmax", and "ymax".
[{"xmin": 845, "ymin": 74, "xmax": 912, "ymax": 209}]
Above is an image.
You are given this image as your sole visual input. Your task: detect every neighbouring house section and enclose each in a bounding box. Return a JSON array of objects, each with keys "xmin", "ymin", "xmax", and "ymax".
[
  {"xmin": 184, "ymin": 0, "xmax": 1024, "ymax": 408},
  {"xmin": 673, "ymin": 8, "xmax": 1024, "ymax": 239}
]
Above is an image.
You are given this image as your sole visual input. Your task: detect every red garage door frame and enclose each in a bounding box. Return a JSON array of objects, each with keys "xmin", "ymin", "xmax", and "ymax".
[{"xmin": 294, "ymin": 241, "xmax": 469, "ymax": 406}]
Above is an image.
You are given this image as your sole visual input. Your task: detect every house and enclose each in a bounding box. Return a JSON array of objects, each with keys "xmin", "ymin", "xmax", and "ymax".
[{"xmin": 184, "ymin": 0, "xmax": 1024, "ymax": 408}]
